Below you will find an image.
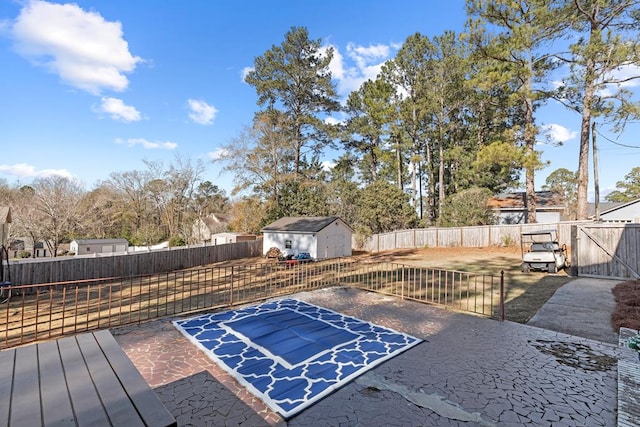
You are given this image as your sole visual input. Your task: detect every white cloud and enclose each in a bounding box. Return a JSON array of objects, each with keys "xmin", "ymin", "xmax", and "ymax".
[
  {"xmin": 95, "ymin": 97, "xmax": 141, "ymax": 122},
  {"xmin": 241, "ymin": 66, "xmax": 253, "ymax": 82},
  {"xmin": 321, "ymin": 160, "xmax": 335, "ymax": 172},
  {"xmin": 541, "ymin": 124, "xmax": 578, "ymax": 144},
  {"xmin": 187, "ymin": 99, "xmax": 218, "ymax": 125},
  {"xmin": 207, "ymin": 147, "xmax": 229, "ymax": 161},
  {"xmin": 322, "ymin": 45, "xmax": 344, "ymax": 80},
  {"xmin": 0, "ymin": 163, "xmax": 73, "ymax": 179},
  {"xmin": 10, "ymin": 0, "xmax": 141, "ymax": 94},
  {"xmin": 608, "ymin": 64, "xmax": 640, "ymax": 88},
  {"xmin": 324, "ymin": 116, "xmax": 342, "ymax": 125},
  {"xmin": 115, "ymin": 138, "xmax": 177, "ymax": 150},
  {"xmin": 325, "ymin": 42, "xmax": 394, "ymax": 95},
  {"xmin": 347, "ymin": 43, "xmax": 389, "ymax": 68}
]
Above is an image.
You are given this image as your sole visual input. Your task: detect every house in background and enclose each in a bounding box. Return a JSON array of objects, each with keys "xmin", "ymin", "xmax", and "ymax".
[
  {"xmin": 211, "ymin": 232, "xmax": 257, "ymax": 245},
  {"xmin": 262, "ymin": 216, "xmax": 353, "ymax": 260},
  {"xmin": 191, "ymin": 213, "xmax": 231, "ymax": 244},
  {"xmin": 70, "ymin": 239, "xmax": 129, "ymax": 256},
  {"xmin": 488, "ymin": 191, "xmax": 565, "ymax": 224},
  {"xmin": 8, "ymin": 238, "xmax": 53, "ymax": 258},
  {"xmin": 0, "ymin": 206, "xmax": 10, "ymax": 250},
  {"xmin": 593, "ymin": 198, "xmax": 640, "ymax": 223}
]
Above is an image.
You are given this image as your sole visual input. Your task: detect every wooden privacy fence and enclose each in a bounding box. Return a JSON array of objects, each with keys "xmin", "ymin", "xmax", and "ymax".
[
  {"xmin": 358, "ymin": 222, "xmax": 590, "ymax": 252},
  {"xmin": 573, "ymin": 223, "xmax": 640, "ymax": 280},
  {"xmin": 5, "ymin": 240, "xmax": 263, "ymax": 287},
  {"xmin": 0, "ymin": 258, "xmax": 503, "ymax": 349}
]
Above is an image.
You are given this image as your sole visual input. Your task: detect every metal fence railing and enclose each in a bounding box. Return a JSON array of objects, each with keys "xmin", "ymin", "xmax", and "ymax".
[{"xmin": 0, "ymin": 258, "xmax": 503, "ymax": 349}]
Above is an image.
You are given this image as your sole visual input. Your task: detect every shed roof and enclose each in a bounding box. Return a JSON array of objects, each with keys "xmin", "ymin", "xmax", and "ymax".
[
  {"xmin": 262, "ymin": 216, "xmax": 351, "ymax": 233},
  {"xmin": 72, "ymin": 238, "xmax": 129, "ymax": 245}
]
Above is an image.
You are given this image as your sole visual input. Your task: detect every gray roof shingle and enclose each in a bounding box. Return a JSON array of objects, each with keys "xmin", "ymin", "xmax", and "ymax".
[{"xmin": 262, "ymin": 216, "xmax": 346, "ymax": 233}]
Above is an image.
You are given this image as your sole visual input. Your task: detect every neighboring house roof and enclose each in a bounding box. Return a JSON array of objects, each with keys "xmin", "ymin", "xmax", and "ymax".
[
  {"xmin": 262, "ymin": 216, "xmax": 352, "ymax": 233},
  {"xmin": 210, "ymin": 213, "xmax": 231, "ymax": 224},
  {"xmin": 487, "ymin": 191, "xmax": 565, "ymax": 211},
  {"xmin": 0, "ymin": 206, "xmax": 11, "ymax": 223},
  {"xmin": 72, "ymin": 239, "xmax": 129, "ymax": 245},
  {"xmin": 587, "ymin": 201, "xmax": 626, "ymax": 218},
  {"xmin": 9, "ymin": 239, "xmax": 25, "ymax": 250},
  {"xmin": 199, "ymin": 214, "xmax": 231, "ymax": 233},
  {"xmin": 598, "ymin": 198, "xmax": 640, "ymax": 216}
]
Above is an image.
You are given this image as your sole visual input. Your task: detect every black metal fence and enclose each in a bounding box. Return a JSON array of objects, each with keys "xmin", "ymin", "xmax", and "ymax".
[{"xmin": 0, "ymin": 258, "xmax": 503, "ymax": 349}]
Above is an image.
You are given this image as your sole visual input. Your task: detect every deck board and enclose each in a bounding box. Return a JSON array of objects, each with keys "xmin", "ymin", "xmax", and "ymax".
[
  {"xmin": 0, "ymin": 348, "xmax": 15, "ymax": 427},
  {"xmin": 0, "ymin": 330, "xmax": 176, "ymax": 427},
  {"xmin": 58, "ymin": 335, "xmax": 111, "ymax": 426},
  {"xmin": 11, "ymin": 345, "xmax": 41, "ymax": 427},
  {"xmin": 38, "ymin": 340, "xmax": 75, "ymax": 426},
  {"xmin": 93, "ymin": 329, "xmax": 176, "ymax": 427},
  {"xmin": 75, "ymin": 333, "xmax": 144, "ymax": 427}
]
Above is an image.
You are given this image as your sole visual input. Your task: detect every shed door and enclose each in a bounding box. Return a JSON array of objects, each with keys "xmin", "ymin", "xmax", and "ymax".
[{"xmin": 324, "ymin": 233, "xmax": 345, "ymax": 258}]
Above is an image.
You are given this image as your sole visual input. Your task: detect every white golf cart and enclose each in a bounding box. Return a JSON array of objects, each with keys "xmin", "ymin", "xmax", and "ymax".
[{"xmin": 520, "ymin": 229, "xmax": 570, "ymax": 273}]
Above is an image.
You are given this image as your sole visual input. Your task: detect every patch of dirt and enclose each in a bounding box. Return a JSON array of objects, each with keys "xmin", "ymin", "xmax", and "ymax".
[
  {"xmin": 352, "ymin": 246, "xmax": 574, "ymax": 323},
  {"xmin": 204, "ymin": 246, "xmax": 573, "ymax": 324},
  {"xmin": 352, "ymin": 246, "xmax": 522, "ymax": 272}
]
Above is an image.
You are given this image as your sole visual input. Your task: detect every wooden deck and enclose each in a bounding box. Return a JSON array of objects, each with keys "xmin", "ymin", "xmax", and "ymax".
[{"xmin": 0, "ymin": 329, "xmax": 176, "ymax": 427}]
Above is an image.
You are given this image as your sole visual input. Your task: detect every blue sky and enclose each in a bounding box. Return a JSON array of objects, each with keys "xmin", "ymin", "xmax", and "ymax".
[{"xmin": 0, "ymin": 0, "xmax": 638, "ymax": 200}]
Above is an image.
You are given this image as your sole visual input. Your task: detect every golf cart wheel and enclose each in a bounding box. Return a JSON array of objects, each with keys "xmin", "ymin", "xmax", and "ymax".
[
  {"xmin": 521, "ymin": 263, "xmax": 530, "ymax": 273},
  {"xmin": 548, "ymin": 263, "xmax": 557, "ymax": 274}
]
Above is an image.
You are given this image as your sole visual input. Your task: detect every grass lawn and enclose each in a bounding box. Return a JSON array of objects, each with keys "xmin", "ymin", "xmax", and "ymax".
[{"xmin": 353, "ymin": 246, "xmax": 575, "ymax": 324}]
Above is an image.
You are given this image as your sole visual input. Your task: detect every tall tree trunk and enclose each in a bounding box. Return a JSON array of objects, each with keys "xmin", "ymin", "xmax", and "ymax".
[
  {"xmin": 438, "ymin": 123, "xmax": 445, "ymax": 218},
  {"xmin": 592, "ymin": 121, "xmax": 600, "ymax": 221},
  {"xmin": 425, "ymin": 142, "xmax": 435, "ymax": 224},
  {"xmin": 396, "ymin": 138, "xmax": 403, "ymax": 190},
  {"xmin": 418, "ymin": 161, "xmax": 423, "ymax": 220},
  {"xmin": 411, "ymin": 107, "xmax": 418, "ymax": 208},
  {"xmin": 411, "ymin": 159, "xmax": 417, "ymax": 207},
  {"xmin": 524, "ymin": 75, "xmax": 536, "ymax": 223},
  {"xmin": 577, "ymin": 56, "xmax": 596, "ymax": 220}
]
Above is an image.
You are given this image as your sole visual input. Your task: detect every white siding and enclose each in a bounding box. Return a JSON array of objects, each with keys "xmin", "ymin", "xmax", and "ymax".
[
  {"xmin": 263, "ymin": 232, "xmax": 317, "ymax": 258},
  {"xmin": 536, "ymin": 212, "xmax": 561, "ymax": 224},
  {"xmin": 317, "ymin": 221, "xmax": 352, "ymax": 258},
  {"xmin": 601, "ymin": 203, "xmax": 640, "ymax": 222}
]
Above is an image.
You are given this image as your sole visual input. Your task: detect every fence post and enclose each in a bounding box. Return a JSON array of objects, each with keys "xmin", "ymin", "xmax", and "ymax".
[
  {"xmin": 230, "ymin": 266, "xmax": 234, "ymax": 306},
  {"xmin": 499, "ymin": 270, "xmax": 505, "ymax": 321}
]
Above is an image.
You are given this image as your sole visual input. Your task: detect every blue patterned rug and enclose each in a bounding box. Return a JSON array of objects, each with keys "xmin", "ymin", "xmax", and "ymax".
[{"xmin": 173, "ymin": 298, "xmax": 422, "ymax": 419}]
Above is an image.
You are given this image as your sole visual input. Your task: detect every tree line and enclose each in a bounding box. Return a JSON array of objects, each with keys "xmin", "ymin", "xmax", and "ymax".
[
  {"xmin": 3, "ymin": 1, "xmax": 640, "ymax": 256},
  {"xmin": 220, "ymin": 1, "xmax": 640, "ymax": 227}
]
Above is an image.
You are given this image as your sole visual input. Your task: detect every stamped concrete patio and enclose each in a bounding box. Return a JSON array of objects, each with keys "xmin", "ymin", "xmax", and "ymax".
[{"xmin": 112, "ymin": 286, "xmax": 633, "ymax": 426}]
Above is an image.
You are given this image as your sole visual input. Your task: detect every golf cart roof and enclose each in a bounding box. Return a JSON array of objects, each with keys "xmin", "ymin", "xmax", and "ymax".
[
  {"xmin": 521, "ymin": 229, "xmax": 558, "ymax": 236},
  {"xmin": 522, "ymin": 230, "xmax": 558, "ymax": 240}
]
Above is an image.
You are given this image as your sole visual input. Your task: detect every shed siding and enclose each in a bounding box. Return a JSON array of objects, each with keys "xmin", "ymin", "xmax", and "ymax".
[
  {"xmin": 263, "ymin": 232, "xmax": 317, "ymax": 258},
  {"xmin": 317, "ymin": 221, "xmax": 352, "ymax": 258}
]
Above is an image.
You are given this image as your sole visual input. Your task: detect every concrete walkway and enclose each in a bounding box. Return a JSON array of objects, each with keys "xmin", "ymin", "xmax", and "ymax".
[
  {"xmin": 114, "ymin": 286, "xmax": 631, "ymax": 426},
  {"xmin": 527, "ymin": 278, "xmax": 622, "ymax": 344}
]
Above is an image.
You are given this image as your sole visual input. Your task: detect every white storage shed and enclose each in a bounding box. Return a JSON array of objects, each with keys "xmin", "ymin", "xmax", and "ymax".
[
  {"xmin": 261, "ymin": 216, "xmax": 353, "ymax": 260},
  {"xmin": 70, "ymin": 238, "xmax": 129, "ymax": 256}
]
